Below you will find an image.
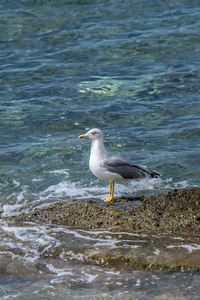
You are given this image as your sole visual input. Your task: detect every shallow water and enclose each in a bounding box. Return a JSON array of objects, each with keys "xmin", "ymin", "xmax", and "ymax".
[
  {"xmin": 1, "ymin": 0, "xmax": 200, "ymax": 298},
  {"xmin": 1, "ymin": 221, "xmax": 200, "ymax": 299}
]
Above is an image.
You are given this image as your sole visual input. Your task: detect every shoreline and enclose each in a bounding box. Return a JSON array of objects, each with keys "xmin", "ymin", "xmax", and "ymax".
[
  {"xmin": 3, "ymin": 186, "xmax": 200, "ymax": 272},
  {"xmin": 9, "ymin": 186, "xmax": 200, "ymax": 235}
]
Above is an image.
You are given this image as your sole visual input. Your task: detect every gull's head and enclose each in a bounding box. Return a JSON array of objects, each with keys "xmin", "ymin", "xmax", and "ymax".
[{"xmin": 78, "ymin": 128, "xmax": 103, "ymax": 141}]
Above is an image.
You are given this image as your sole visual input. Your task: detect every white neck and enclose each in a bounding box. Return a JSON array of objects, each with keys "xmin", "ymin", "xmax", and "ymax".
[{"xmin": 90, "ymin": 138, "xmax": 106, "ymax": 158}]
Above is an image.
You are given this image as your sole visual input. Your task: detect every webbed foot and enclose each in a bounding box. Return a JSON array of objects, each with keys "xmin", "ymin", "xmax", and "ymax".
[{"xmin": 101, "ymin": 196, "xmax": 114, "ymax": 203}]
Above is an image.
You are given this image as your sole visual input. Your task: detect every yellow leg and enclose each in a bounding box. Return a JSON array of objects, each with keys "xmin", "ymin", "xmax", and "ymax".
[{"xmin": 101, "ymin": 181, "xmax": 114, "ymax": 202}]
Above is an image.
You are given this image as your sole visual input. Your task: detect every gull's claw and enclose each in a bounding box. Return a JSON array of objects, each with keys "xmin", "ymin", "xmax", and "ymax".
[{"xmin": 101, "ymin": 196, "xmax": 114, "ymax": 203}]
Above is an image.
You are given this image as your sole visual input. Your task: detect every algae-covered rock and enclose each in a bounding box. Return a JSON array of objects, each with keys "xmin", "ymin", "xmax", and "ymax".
[
  {"xmin": 11, "ymin": 187, "xmax": 200, "ymax": 235},
  {"xmin": 3, "ymin": 187, "xmax": 200, "ymax": 272},
  {"xmin": 62, "ymin": 234, "xmax": 200, "ymax": 271}
]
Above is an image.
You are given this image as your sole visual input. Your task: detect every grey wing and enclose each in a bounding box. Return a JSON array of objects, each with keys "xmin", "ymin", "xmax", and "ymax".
[{"xmin": 101, "ymin": 155, "xmax": 157, "ymax": 179}]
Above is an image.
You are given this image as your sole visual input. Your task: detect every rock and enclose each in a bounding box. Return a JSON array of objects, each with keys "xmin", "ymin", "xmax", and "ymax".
[
  {"xmin": 2, "ymin": 187, "xmax": 200, "ymax": 272},
  {"xmin": 9, "ymin": 187, "xmax": 200, "ymax": 235}
]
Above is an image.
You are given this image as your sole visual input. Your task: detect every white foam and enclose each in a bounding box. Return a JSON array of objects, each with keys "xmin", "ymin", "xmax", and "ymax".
[
  {"xmin": 2, "ymin": 204, "xmax": 25, "ymax": 217},
  {"xmin": 47, "ymin": 264, "xmax": 73, "ymax": 277},
  {"xmin": 49, "ymin": 169, "xmax": 69, "ymax": 176},
  {"xmin": 6, "ymin": 184, "xmax": 30, "ymax": 204},
  {"xmin": 13, "ymin": 180, "xmax": 20, "ymax": 187},
  {"xmin": 83, "ymin": 272, "xmax": 98, "ymax": 283},
  {"xmin": 105, "ymin": 270, "xmax": 121, "ymax": 276},
  {"xmin": 161, "ymin": 178, "xmax": 190, "ymax": 190},
  {"xmin": 129, "ymin": 177, "xmax": 161, "ymax": 192},
  {"xmin": 135, "ymin": 278, "xmax": 141, "ymax": 286},
  {"xmin": 167, "ymin": 244, "xmax": 200, "ymax": 253},
  {"xmin": 40, "ymin": 180, "xmax": 79, "ymax": 199},
  {"xmin": 154, "ymin": 248, "xmax": 161, "ymax": 256},
  {"xmin": 1, "ymin": 222, "xmax": 61, "ymax": 263}
]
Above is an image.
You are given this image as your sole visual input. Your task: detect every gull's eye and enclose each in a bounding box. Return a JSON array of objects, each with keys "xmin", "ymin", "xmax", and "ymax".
[{"xmin": 92, "ymin": 131, "xmax": 96, "ymax": 135}]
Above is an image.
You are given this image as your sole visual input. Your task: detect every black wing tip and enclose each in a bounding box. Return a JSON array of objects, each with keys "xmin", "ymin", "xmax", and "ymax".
[{"xmin": 149, "ymin": 170, "xmax": 160, "ymax": 178}]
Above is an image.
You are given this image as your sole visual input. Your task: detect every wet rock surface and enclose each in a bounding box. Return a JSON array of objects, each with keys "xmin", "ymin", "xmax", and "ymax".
[
  {"xmin": 11, "ymin": 187, "xmax": 200, "ymax": 235},
  {"xmin": 3, "ymin": 187, "xmax": 200, "ymax": 272}
]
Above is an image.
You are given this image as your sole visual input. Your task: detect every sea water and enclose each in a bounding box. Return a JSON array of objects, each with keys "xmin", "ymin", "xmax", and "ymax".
[{"xmin": 0, "ymin": 0, "xmax": 200, "ymax": 299}]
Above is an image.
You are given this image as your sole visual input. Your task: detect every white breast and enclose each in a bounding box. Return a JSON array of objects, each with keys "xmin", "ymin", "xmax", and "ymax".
[
  {"xmin": 89, "ymin": 154, "xmax": 124, "ymax": 182},
  {"xmin": 89, "ymin": 138, "xmax": 124, "ymax": 182}
]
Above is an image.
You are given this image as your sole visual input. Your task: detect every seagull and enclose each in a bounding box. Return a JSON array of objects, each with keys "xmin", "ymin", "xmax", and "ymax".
[{"xmin": 78, "ymin": 128, "xmax": 159, "ymax": 202}]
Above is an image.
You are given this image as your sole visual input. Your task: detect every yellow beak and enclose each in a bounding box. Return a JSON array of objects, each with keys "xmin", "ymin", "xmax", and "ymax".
[{"xmin": 78, "ymin": 134, "xmax": 88, "ymax": 139}]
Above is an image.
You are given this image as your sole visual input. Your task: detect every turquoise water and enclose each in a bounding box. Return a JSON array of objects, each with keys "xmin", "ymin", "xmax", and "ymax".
[{"xmin": 1, "ymin": 0, "xmax": 200, "ymax": 298}]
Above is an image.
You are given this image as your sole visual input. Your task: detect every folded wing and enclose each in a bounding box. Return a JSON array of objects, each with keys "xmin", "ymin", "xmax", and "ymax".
[{"xmin": 101, "ymin": 155, "xmax": 159, "ymax": 180}]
